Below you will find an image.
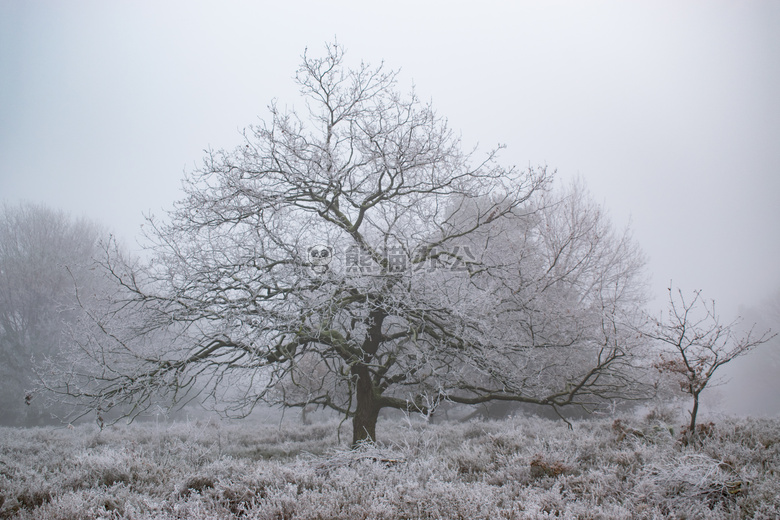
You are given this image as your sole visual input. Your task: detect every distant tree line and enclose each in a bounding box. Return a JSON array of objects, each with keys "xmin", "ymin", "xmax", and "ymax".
[{"xmin": 0, "ymin": 202, "xmax": 105, "ymax": 426}]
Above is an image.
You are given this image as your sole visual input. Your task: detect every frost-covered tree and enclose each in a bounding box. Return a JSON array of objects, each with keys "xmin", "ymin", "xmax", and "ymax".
[
  {"xmin": 48, "ymin": 43, "xmax": 650, "ymax": 445},
  {"xmin": 0, "ymin": 202, "xmax": 104, "ymax": 425},
  {"xmin": 645, "ymin": 286, "xmax": 775, "ymax": 440}
]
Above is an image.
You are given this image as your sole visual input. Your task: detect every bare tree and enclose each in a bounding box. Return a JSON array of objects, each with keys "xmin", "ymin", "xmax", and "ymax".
[
  {"xmin": 47, "ymin": 43, "xmax": 651, "ymax": 445},
  {"xmin": 644, "ymin": 285, "xmax": 775, "ymax": 441},
  {"xmin": 425, "ymin": 180, "xmax": 651, "ymax": 417},
  {"xmin": 0, "ymin": 202, "xmax": 104, "ymax": 425}
]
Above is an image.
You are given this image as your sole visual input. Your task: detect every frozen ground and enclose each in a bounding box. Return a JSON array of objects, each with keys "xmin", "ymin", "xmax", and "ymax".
[{"xmin": 0, "ymin": 411, "xmax": 778, "ymax": 519}]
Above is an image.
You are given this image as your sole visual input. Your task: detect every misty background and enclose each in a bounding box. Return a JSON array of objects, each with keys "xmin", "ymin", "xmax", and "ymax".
[{"xmin": 1, "ymin": 1, "xmax": 778, "ymax": 417}]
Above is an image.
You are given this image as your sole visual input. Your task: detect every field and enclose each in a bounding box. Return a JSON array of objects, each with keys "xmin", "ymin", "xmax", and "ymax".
[{"xmin": 1, "ymin": 411, "xmax": 779, "ymax": 519}]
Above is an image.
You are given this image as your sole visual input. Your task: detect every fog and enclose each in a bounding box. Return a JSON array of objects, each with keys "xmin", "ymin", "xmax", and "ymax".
[{"xmin": 1, "ymin": 1, "xmax": 778, "ymax": 415}]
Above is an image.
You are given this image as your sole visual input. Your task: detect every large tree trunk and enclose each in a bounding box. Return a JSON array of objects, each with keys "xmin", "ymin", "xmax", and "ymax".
[
  {"xmin": 352, "ymin": 363, "xmax": 380, "ymax": 447},
  {"xmin": 350, "ymin": 306, "xmax": 386, "ymax": 447}
]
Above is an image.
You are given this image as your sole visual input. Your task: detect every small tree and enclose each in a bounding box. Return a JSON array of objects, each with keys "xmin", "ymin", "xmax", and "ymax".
[
  {"xmin": 46, "ymin": 43, "xmax": 651, "ymax": 445},
  {"xmin": 645, "ymin": 285, "xmax": 774, "ymax": 440}
]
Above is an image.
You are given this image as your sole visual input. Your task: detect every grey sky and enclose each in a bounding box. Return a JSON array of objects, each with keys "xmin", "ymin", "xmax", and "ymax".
[{"xmin": 1, "ymin": 1, "xmax": 778, "ymax": 319}]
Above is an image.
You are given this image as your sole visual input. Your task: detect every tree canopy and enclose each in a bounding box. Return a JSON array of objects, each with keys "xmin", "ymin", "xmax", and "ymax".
[{"xmin": 49, "ymin": 43, "xmax": 650, "ymax": 445}]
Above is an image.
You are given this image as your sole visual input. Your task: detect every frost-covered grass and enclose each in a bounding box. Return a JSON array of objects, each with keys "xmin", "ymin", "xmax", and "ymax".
[{"xmin": 1, "ymin": 412, "xmax": 778, "ymax": 519}]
